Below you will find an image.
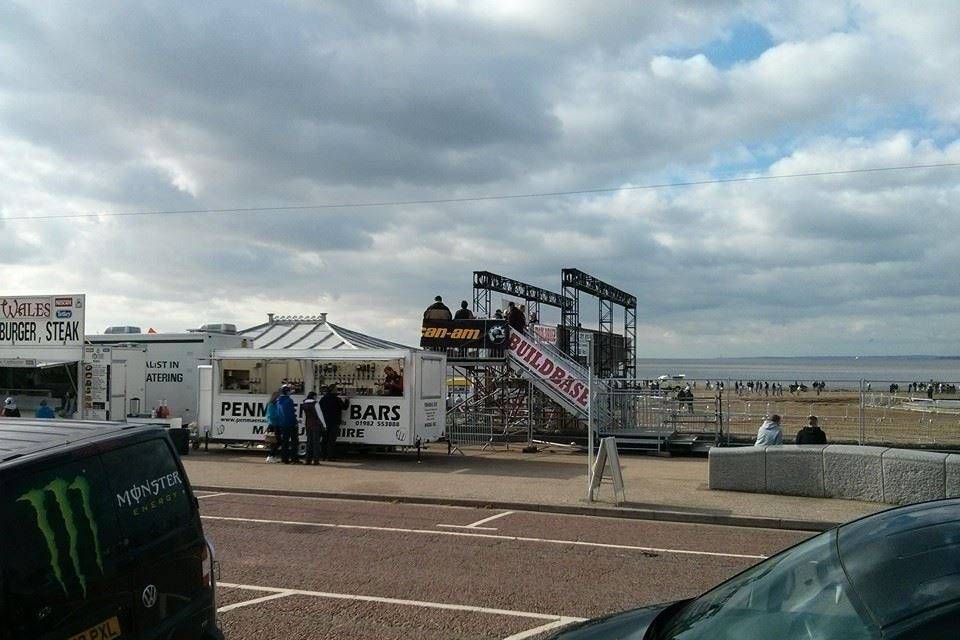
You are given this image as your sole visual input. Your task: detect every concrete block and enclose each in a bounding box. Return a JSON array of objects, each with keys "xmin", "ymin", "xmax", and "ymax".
[
  {"xmin": 765, "ymin": 446, "xmax": 826, "ymax": 498},
  {"xmin": 945, "ymin": 454, "xmax": 960, "ymax": 499},
  {"xmin": 882, "ymin": 449, "xmax": 947, "ymax": 506},
  {"xmin": 708, "ymin": 446, "xmax": 766, "ymax": 493},
  {"xmin": 823, "ymin": 445, "xmax": 886, "ymax": 503}
]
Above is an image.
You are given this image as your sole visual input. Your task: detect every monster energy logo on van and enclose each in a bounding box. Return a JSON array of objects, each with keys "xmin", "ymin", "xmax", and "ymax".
[
  {"xmin": 17, "ymin": 475, "xmax": 104, "ymax": 597},
  {"xmin": 115, "ymin": 471, "xmax": 185, "ymax": 517}
]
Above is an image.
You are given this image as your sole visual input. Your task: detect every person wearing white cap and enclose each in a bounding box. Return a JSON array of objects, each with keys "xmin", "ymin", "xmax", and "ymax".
[{"xmin": 2, "ymin": 397, "xmax": 21, "ymax": 418}]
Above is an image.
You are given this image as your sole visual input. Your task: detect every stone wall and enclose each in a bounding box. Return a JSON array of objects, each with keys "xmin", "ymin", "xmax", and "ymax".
[{"xmin": 709, "ymin": 445, "xmax": 960, "ymax": 505}]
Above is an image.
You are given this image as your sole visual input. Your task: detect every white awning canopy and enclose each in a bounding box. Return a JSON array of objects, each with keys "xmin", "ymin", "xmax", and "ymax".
[
  {"xmin": 239, "ymin": 314, "xmax": 413, "ymax": 351},
  {"xmin": 0, "ymin": 357, "xmax": 78, "ymax": 369}
]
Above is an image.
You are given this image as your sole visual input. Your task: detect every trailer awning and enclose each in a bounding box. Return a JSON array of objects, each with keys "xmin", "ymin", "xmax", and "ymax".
[{"xmin": 0, "ymin": 358, "xmax": 78, "ymax": 369}]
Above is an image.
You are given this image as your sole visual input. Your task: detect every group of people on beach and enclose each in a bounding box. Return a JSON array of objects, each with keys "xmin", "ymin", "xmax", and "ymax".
[
  {"xmin": 264, "ymin": 384, "xmax": 349, "ymax": 464},
  {"xmin": 755, "ymin": 414, "xmax": 827, "ymax": 446}
]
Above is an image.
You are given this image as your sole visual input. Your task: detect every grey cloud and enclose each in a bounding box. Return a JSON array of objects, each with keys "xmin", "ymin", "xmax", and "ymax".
[{"xmin": 3, "ymin": 2, "xmax": 960, "ymax": 355}]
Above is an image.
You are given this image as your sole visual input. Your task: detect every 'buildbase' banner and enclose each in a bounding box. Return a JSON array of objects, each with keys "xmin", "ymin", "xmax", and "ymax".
[
  {"xmin": 0, "ymin": 295, "xmax": 85, "ymax": 354},
  {"xmin": 507, "ymin": 331, "xmax": 589, "ymax": 411}
]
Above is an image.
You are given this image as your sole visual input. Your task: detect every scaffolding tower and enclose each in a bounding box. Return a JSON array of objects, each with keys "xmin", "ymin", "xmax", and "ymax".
[{"xmin": 560, "ymin": 268, "xmax": 637, "ymax": 378}]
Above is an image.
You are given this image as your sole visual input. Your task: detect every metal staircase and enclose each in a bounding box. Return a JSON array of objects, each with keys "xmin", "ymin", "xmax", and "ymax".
[{"xmin": 506, "ymin": 328, "xmax": 609, "ymax": 423}]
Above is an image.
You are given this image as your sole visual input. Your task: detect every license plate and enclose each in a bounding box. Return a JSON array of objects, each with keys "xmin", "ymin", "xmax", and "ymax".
[{"xmin": 67, "ymin": 616, "xmax": 122, "ymax": 640}]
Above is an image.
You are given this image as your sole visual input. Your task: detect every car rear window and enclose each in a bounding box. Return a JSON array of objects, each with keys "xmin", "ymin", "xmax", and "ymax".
[
  {"xmin": 1, "ymin": 456, "xmax": 121, "ymax": 613},
  {"xmin": 99, "ymin": 438, "xmax": 193, "ymax": 549}
]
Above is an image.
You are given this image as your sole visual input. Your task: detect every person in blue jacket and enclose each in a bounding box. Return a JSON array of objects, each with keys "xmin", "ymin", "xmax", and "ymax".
[
  {"xmin": 35, "ymin": 399, "xmax": 56, "ymax": 419},
  {"xmin": 276, "ymin": 385, "xmax": 301, "ymax": 464}
]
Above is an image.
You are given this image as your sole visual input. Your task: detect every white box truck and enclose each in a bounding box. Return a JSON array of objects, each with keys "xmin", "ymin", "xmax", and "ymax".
[
  {"xmin": 87, "ymin": 330, "xmax": 244, "ymax": 421},
  {"xmin": 198, "ymin": 348, "xmax": 445, "ymax": 449}
]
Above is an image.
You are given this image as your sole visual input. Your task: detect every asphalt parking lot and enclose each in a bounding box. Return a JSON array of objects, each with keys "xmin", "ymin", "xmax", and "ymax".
[{"xmin": 198, "ymin": 490, "xmax": 812, "ymax": 639}]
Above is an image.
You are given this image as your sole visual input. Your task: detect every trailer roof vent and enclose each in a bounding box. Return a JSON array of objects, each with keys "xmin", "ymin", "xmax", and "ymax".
[
  {"xmin": 104, "ymin": 326, "xmax": 142, "ymax": 334},
  {"xmin": 198, "ymin": 323, "xmax": 238, "ymax": 334}
]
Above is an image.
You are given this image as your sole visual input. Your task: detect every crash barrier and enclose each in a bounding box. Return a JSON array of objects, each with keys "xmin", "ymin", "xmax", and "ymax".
[
  {"xmin": 593, "ymin": 383, "xmax": 721, "ymax": 452},
  {"xmin": 709, "ymin": 445, "xmax": 960, "ymax": 505}
]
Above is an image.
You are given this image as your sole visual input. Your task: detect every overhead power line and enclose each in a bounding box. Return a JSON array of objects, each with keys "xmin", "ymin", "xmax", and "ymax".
[{"xmin": 2, "ymin": 161, "xmax": 959, "ymax": 223}]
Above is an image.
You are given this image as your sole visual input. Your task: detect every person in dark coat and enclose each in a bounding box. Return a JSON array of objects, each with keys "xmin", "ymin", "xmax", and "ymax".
[
  {"xmin": 423, "ymin": 296, "xmax": 452, "ymax": 320},
  {"xmin": 300, "ymin": 391, "xmax": 325, "ymax": 465},
  {"xmin": 382, "ymin": 366, "xmax": 403, "ymax": 396},
  {"xmin": 319, "ymin": 385, "xmax": 350, "ymax": 461},
  {"xmin": 795, "ymin": 415, "xmax": 827, "ymax": 445},
  {"xmin": 454, "ymin": 301, "xmax": 474, "ymax": 320},
  {"xmin": 506, "ymin": 301, "xmax": 526, "ymax": 334}
]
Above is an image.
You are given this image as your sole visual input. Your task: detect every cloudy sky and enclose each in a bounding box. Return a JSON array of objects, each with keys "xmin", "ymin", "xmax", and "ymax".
[{"xmin": 2, "ymin": 1, "xmax": 959, "ymax": 357}]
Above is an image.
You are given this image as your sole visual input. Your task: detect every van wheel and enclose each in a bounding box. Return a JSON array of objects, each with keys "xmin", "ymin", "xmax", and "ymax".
[{"xmin": 298, "ymin": 442, "xmax": 307, "ymax": 457}]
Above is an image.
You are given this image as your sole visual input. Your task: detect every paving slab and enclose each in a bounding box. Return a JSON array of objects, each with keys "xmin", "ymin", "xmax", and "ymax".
[{"xmin": 182, "ymin": 445, "xmax": 883, "ymax": 529}]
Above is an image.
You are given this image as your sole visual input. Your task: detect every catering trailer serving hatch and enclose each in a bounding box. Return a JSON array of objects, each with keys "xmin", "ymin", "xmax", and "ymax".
[{"xmin": 198, "ymin": 348, "xmax": 446, "ymax": 449}]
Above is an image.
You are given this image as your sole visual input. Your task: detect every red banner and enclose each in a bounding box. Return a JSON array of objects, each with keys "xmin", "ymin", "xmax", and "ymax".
[{"xmin": 531, "ymin": 323, "xmax": 557, "ymax": 344}]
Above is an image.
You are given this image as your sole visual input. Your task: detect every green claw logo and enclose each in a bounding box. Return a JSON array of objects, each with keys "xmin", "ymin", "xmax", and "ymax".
[{"xmin": 17, "ymin": 475, "xmax": 104, "ymax": 597}]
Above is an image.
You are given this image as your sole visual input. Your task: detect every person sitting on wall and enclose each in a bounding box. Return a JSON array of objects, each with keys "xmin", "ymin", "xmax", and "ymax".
[
  {"xmin": 754, "ymin": 414, "xmax": 783, "ymax": 446},
  {"xmin": 382, "ymin": 366, "xmax": 404, "ymax": 396},
  {"xmin": 35, "ymin": 399, "xmax": 55, "ymax": 419},
  {"xmin": 796, "ymin": 415, "xmax": 827, "ymax": 444}
]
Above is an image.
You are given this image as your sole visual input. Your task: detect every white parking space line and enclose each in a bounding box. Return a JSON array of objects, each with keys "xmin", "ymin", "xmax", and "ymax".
[
  {"xmin": 202, "ymin": 515, "xmax": 766, "ymax": 559},
  {"xmin": 503, "ymin": 618, "xmax": 583, "ymax": 640},
  {"xmin": 437, "ymin": 510, "xmax": 515, "ymax": 530},
  {"xmin": 451, "ymin": 468, "xmax": 472, "ymax": 474},
  {"xmin": 218, "ymin": 581, "xmax": 588, "ymax": 624},
  {"xmin": 196, "ymin": 492, "xmax": 228, "ymax": 500},
  {"xmin": 217, "ymin": 590, "xmax": 296, "ymax": 613},
  {"xmin": 466, "ymin": 510, "xmax": 516, "ymax": 527}
]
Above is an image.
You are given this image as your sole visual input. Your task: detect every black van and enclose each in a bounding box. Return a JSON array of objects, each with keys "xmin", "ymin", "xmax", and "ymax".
[{"xmin": 0, "ymin": 419, "xmax": 223, "ymax": 639}]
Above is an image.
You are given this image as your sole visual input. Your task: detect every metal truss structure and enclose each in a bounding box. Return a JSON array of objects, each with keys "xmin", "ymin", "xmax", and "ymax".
[
  {"xmin": 560, "ymin": 268, "xmax": 637, "ymax": 378},
  {"xmin": 442, "ymin": 271, "xmax": 580, "ymax": 451},
  {"xmin": 447, "ymin": 269, "xmax": 638, "ymax": 452},
  {"xmin": 472, "ymin": 271, "xmax": 571, "ymax": 321},
  {"xmin": 446, "ymin": 360, "xmax": 578, "ymax": 452}
]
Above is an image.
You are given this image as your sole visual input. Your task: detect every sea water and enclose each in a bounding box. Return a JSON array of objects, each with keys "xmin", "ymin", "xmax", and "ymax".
[{"xmin": 634, "ymin": 356, "xmax": 960, "ymax": 386}]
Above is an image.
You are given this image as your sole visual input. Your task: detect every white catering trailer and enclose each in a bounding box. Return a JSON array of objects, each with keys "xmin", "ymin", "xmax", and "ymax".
[
  {"xmin": 198, "ymin": 348, "xmax": 446, "ymax": 448},
  {"xmin": 87, "ymin": 330, "xmax": 244, "ymax": 421}
]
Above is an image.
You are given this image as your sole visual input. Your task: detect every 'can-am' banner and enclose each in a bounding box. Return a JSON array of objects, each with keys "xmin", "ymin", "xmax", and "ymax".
[
  {"xmin": 0, "ymin": 294, "xmax": 85, "ymax": 348},
  {"xmin": 420, "ymin": 319, "xmax": 509, "ymax": 350},
  {"xmin": 507, "ymin": 331, "xmax": 589, "ymax": 410}
]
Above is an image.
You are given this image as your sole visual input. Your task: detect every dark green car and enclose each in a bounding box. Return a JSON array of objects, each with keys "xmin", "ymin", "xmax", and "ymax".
[
  {"xmin": 0, "ymin": 419, "xmax": 223, "ymax": 639},
  {"xmin": 552, "ymin": 498, "xmax": 960, "ymax": 639}
]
